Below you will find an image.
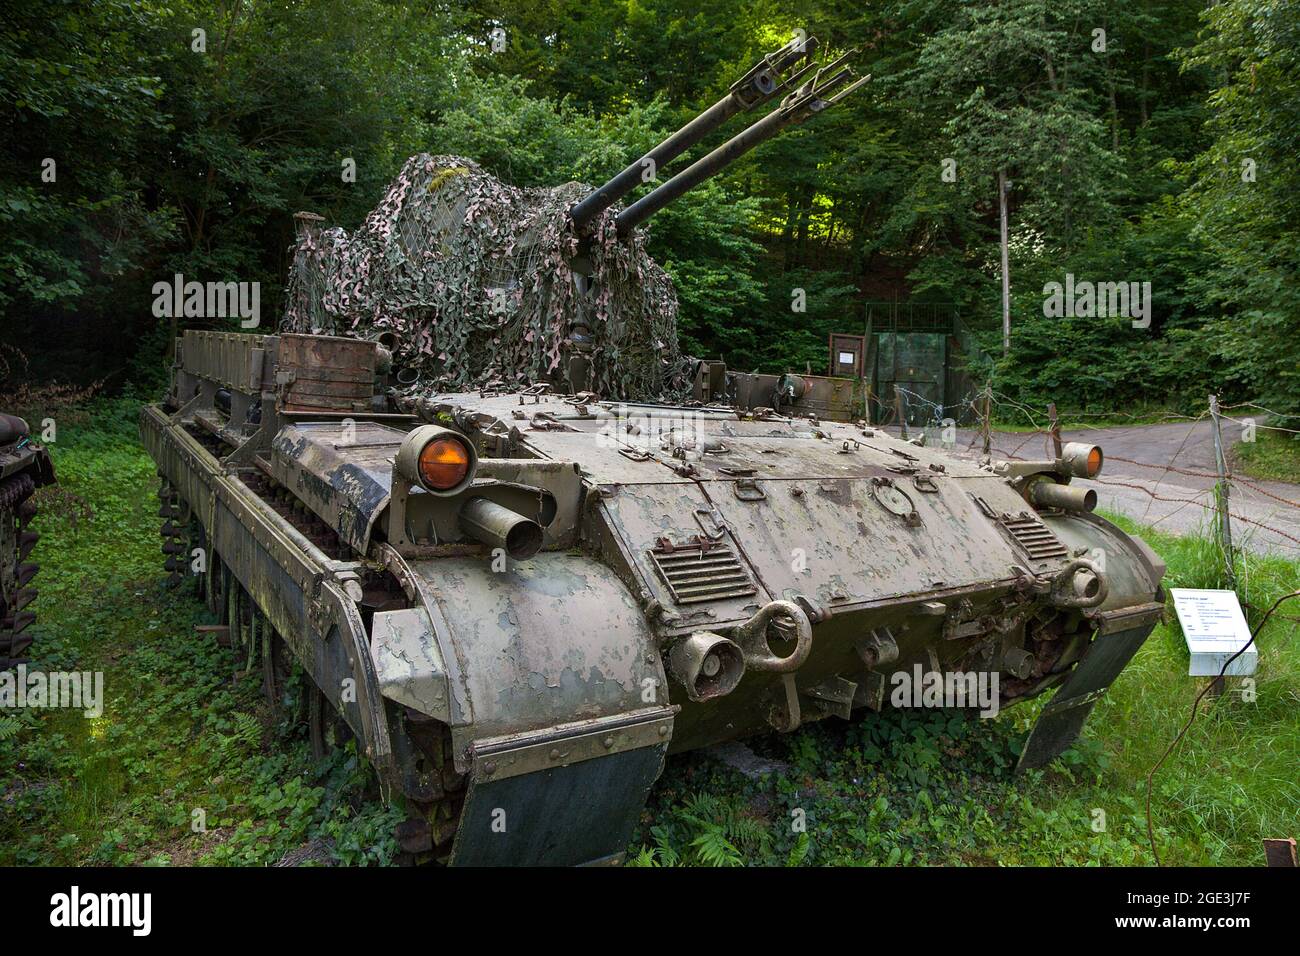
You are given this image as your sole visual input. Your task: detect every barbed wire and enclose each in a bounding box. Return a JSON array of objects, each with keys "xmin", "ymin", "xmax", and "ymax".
[
  {"xmin": 1086, "ymin": 477, "xmax": 1300, "ymax": 546},
  {"xmin": 922, "ymin": 393, "xmax": 1300, "ymax": 553},
  {"xmin": 890, "ymin": 385, "xmax": 980, "ymax": 428},
  {"xmin": 990, "ymin": 390, "xmax": 1047, "ymax": 430},
  {"xmin": 1230, "ymin": 475, "xmax": 1300, "ymax": 511},
  {"xmin": 1106, "ymin": 456, "xmax": 1221, "ymax": 480},
  {"xmin": 1088, "ymin": 476, "xmax": 1215, "ymax": 507},
  {"xmin": 1226, "ymin": 511, "xmax": 1300, "ymax": 547},
  {"xmin": 1220, "ymin": 413, "xmax": 1300, "ymax": 437},
  {"xmin": 1137, "ymin": 413, "xmax": 1209, "ymax": 525},
  {"xmin": 1220, "ymin": 400, "xmax": 1300, "ymax": 420}
]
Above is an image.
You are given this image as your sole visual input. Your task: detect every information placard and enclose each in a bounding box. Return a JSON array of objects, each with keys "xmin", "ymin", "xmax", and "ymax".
[{"xmin": 1169, "ymin": 588, "xmax": 1258, "ymax": 676}]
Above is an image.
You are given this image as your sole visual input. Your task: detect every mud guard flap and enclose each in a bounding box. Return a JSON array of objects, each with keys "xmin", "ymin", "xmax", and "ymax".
[
  {"xmin": 449, "ymin": 742, "xmax": 668, "ymax": 866},
  {"xmin": 1016, "ymin": 623, "xmax": 1155, "ymax": 771}
]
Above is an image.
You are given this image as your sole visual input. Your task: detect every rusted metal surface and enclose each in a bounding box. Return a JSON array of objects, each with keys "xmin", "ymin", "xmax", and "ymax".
[
  {"xmin": 142, "ymin": 317, "xmax": 1166, "ymax": 865},
  {"xmin": 467, "ymin": 708, "xmax": 675, "ymax": 782},
  {"xmin": 275, "ymin": 333, "xmax": 378, "ymax": 413},
  {"xmin": 1263, "ymin": 837, "xmax": 1297, "ymax": 867},
  {"xmin": 370, "ymin": 606, "xmax": 451, "ymax": 722},
  {"xmin": 140, "ymin": 400, "xmax": 396, "ymax": 787},
  {"xmin": 649, "ymin": 537, "xmax": 758, "ymax": 605},
  {"xmin": 177, "ymin": 330, "xmax": 271, "ymax": 393},
  {"xmin": 412, "ymin": 552, "xmax": 668, "ymax": 742},
  {"xmin": 0, "ymin": 415, "xmax": 54, "ymax": 670},
  {"xmin": 720, "ymin": 370, "xmax": 865, "ymax": 420},
  {"xmin": 270, "ymin": 420, "xmax": 401, "ymax": 553}
]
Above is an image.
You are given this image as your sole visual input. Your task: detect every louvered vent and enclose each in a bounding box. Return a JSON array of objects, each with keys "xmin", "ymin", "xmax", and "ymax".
[
  {"xmin": 1001, "ymin": 513, "xmax": 1070, "ymax": 562},
  {"xmin": 649, "ymin": 542, "xmax": 757, "ymax": 604}
]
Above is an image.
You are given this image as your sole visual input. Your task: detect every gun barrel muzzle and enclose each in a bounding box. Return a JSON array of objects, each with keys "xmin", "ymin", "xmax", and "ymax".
[
  {"xmin": 614, "ymin": 63, "xmax": 868, "ymax": 236},
  {"xmin": 568, "ymin": 37, "xmax": 819, "ymax": 232}
]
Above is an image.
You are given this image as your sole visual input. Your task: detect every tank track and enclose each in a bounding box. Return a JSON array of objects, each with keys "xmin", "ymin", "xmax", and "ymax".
[
  {"xmin": 0, "ymin": 472, "xmax": 40, "ymax": 671},
  {"xmin": 397, "ymin": 709, "xmax": 467, "ymax": 863},
  {"xmin": 157, "ymin": 477, "xmax": 193, "ymax": 589},
  {"xmin": 158, "ymin": 471, "xmax": 467, "ymax": 863}
]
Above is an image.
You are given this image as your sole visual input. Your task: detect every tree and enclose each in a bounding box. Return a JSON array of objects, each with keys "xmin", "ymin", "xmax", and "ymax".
[{"xmin": 1178, "ymin": 0, "xmax": 1300, "ymax": 414}]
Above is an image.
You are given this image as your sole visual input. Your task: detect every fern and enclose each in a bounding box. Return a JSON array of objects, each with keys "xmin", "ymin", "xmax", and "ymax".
[
  {"xmin": 0, "ymin": 715, "xmax": 21, "ymax": 741},
  {"xmin": 627, "ymin": 846, "xmax": 661, "ymax": 867},
  {"xmin": 690, "ymin": 825, "xmax": 743, "ymax": 867},
  {"xmin": 682, "ymin": 792, "xmax": 770, "ymax": 856},
  {"xmin": 217, "ymin": 711, "xmax": 263, "ymax": 764},
  {"xmin": 786, "ymin": 832, "xmax": 811, "ymax": 867},
  {"xmin": 650, "ymin": 826, "xmax": 681, "ymax": 866}
]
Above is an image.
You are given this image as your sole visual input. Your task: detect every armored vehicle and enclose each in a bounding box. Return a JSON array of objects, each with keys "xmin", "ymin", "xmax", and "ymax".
[
  {"xmin": 0, "ymin": 414, "xmax": 53, "ymax": 671},
  {"xmin": 141, "ymin": 40, "xmax": 1165, "ymax": 865}
]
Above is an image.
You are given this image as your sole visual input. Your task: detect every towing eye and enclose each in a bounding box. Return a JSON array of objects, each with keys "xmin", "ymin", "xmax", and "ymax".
[
  {"xmin": 733, "ymin": 600, "xmax": 814, "ymax": 672},
  {"xmin": 1049, "ymin": 558, "xmax": 1109, "ymax": 609}
]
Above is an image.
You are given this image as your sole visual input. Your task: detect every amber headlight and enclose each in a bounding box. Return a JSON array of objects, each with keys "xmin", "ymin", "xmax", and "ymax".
[
  {"xmin": 1058, "ymin": 442, "xmax": 1103, "ymax": 478},
  {"xmin": 396, "ymin": 425, "xmax": 477, "ymax": 495},
  {"xmin": 419, "ymin": 437, "xmax": 472, "ymax": 490}
]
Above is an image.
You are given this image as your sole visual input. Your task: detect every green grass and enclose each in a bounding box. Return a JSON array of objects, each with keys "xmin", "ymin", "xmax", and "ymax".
[
  {"xmin": 0, "ymin": 399, "xmax": 401, "ymax": 866},
  {"xmin": 3, "ymin": 399, "xmax": 1296, "ymax": 866},
  {"xmin": 1232, "ymin": 429, "xmax": 1300, "ymax": 484},
  {"xmin": 631, "ymin": 512, "xmax": 1299, "ymax": 867}
]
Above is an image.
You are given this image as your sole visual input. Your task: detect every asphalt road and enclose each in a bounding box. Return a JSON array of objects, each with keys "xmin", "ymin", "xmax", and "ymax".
[{"xmin": 885, "ymin": 419, "xmax": 1300, "ymax": 557}]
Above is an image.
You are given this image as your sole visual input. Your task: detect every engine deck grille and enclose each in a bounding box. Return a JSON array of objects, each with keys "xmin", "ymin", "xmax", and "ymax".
[
  {"xmin": 1001, "ymin": 513, "xmax": 1070, "ymax": 563},
  {"xmin": 649, "ymin": 541, "xmax": 757, "ymax": 604}
]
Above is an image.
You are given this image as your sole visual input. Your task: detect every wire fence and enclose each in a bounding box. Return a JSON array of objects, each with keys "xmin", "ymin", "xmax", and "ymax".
[
  {"xmin": 884, "ymin": 384, "xmax": 1300, "ymax": 563},
  {"xmin": 882, "ymin": 385, "xmax": 1300, "ymax": 866}
]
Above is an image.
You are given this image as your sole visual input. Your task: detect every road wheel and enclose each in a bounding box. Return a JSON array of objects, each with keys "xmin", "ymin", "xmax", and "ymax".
[{"xmin": 307, "ymin": 684, "xmax": 355, "ymax": 761}]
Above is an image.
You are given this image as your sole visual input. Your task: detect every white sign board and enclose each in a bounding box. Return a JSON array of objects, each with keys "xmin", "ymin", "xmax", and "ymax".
[{"xmin": 1169, "ymin": 588, "xmax": 1258, "ymax": 677}]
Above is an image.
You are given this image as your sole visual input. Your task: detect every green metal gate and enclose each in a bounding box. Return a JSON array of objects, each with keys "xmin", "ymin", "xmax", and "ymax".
[{"xmin": 874, "ymin": 331, "xmax": 947, "ymax": 427}]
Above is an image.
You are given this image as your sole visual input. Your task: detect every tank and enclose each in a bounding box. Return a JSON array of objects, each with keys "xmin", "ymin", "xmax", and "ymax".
[
  {"xmin": 139, "ymin": 41, "xmax": 1165, "ymax": 865},
  {"xmin": 0, "ymin": 414, "xmax": 54, "ymax": 671}
]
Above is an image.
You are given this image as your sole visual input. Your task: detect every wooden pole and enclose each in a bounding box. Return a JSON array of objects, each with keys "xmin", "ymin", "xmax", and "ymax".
[
  {"xmin": 999, "ymin": 170, "xmax": 1010, "ymax": 356},
  {"xmin": 1048, "ymin": 402, "xmax": 1063, "ymax": 458},
  {"xmin": 981, "ymin": 387, "xmax": 992, "ymax": 458},
  {"xmin": 1209, "ymin": 393, "xmax": 1236, "ymax": 588}
]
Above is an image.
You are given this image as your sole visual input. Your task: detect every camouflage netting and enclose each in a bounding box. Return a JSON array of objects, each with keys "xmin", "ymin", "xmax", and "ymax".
[{"xmin": 282, "ymin": 154, "xmax": 689, "ymax": 401}]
